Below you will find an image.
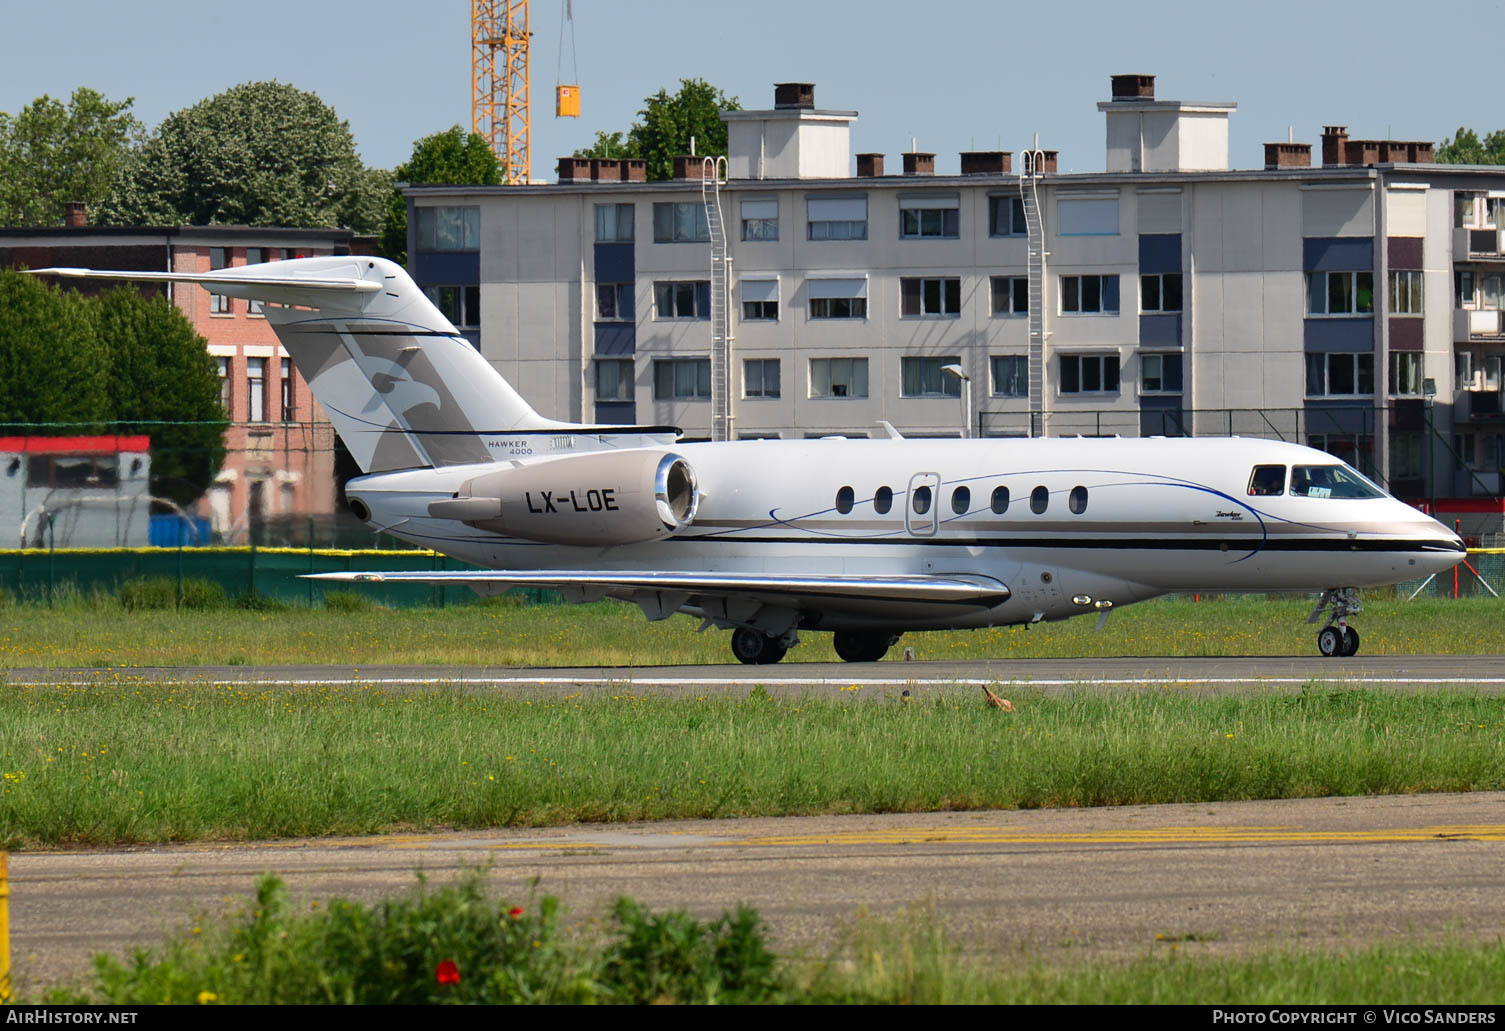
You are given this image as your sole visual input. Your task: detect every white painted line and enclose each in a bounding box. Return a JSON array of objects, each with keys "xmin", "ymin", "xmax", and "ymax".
[{"xmin": 15, "ymin": 676, "xmax": 1505, "ymax": 688}]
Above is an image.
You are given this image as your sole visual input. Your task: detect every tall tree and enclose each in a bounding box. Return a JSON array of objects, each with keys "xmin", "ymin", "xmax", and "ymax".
[
  {"xmin": 98, "ymin": 81, "xmax": 387, "ymax": 232},
  {"xmin": 0, "ymin": 270, "xmax": 110, "ymax": 425},
  {"xmin": 0, "ymin": 88, "xmax": 142, "ymax": 226},
  {"xmin": 573, "ymin": 80, "xmax": 739, "ymax": 181},
  {"xmin": 380, "ymin": 126, "xmax": 502, "ymax": 266},
  {"xmin": 1437, "ymin": 128, "xmax": 1505, "ymax": 165},
  {"xmin": 93, "ymin": 288, "xmax": 226, "ymax": 508}
]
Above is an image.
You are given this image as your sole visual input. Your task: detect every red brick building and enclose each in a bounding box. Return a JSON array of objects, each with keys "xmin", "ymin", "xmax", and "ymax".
[{"xmin": 0, "ymin": 217, "xmax": 362, "ymax": 542}]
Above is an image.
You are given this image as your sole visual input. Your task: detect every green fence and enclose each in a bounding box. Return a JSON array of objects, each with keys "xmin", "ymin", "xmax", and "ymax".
[{"xmin": 0, "ymin": 546, "xmax": 502, "ymax": 608}]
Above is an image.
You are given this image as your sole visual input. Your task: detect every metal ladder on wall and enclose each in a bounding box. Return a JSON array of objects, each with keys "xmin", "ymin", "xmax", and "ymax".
[
  {"xmin": 1020, "ymin": 145, "xmax": 1048, "ymax": 437},
  {"xmin": 702, "ymin": 156, "xmax": 733, "ymax": 442}
]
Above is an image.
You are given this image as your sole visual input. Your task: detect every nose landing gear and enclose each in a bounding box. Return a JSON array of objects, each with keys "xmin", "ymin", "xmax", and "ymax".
[{"xmin": 1309, "ymin": 588, "xmax": 1362, "ymax": 657}]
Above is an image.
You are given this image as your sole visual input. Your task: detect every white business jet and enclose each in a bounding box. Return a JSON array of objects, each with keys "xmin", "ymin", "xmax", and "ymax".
[{"xmin": 37, "ymin": 257, "xmax": 1466, "ymax": 663}]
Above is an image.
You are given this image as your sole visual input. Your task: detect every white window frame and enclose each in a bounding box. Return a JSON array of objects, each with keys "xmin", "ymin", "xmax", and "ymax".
[
  {"xmin": 1140, "ymin": 273, "xmax": 1183, "ymax": 313},
  {"xmin": 1058, "ymin": 354, "xmax": 1121, "ymax": 395},
  {"xmin": 900, "ymin": 277, "xmax": 961, "ymax": 318},
  {"xmin": 988, "ymin": 196, "xmax": 1026, "ymax": 237},
  {"xmin": 653, "ymin": 281, "xmax": 708, "ymax": 320},
  {"xmin": 595, "ymin": 203, "xmax": 635, "ymax": 242},
  {"xmin": 808, "ymin": 278, "xmax": 868, "ymax": 320},
  {"xmin": 991, "ymin": 355, "xmax": 1028, "ymax": 398},
  {"xmin": 1307, "ymin": 271, "xmax": 1375, "ymax": 316},
  {"xmin": 595, "ymin": 282, "xmax": 634, "ymax": 322},
  {"xmin": 1389, "ymin": 351, "xmax": 1423, "ymax": 397},
  {"xmin": 595, "ymin": 358, "xmax": 634, "ymax": 401},
  {"xmin": 416, "ymin": 206, "xmax": 480, "ymax": 251},
  {"xmin": 901, "ymin": 356, "xmax": 963, "ymax": 398},
  {"xmin": 743, "ymin": 358, "xmax": 780, "ymax": 399},
  {"xmin": 809, "ymin": 357, "xmax": 869, "ymax": 399},
  {"xmin": 1389, "ymin": 270, "xmax": 1423, "ymax": 315},
  {"xmin": 652, "ymin": 358, "xmax": 711, "ymax": 400},
  {"xmin": 1139, "ymin": 352, "xmax": 1183, "ymax": 394},
  {"xmin": 740, "ymin": 278, "xmax": 779, "ymax": 322},
  {"xmin": 898, "ymin": 194, "xmax": 960, "ymax": 240},
  {"xmin": 807, "ymin": 196, "xmax": 868, "ymax": 241},
  {"xmin": 1060, "ymin": 275, "xmax": 1119, "ymax": 315},
  {"xmin": 652, "ymin": 202, "xmax": 709, "ymax": 243},
  {"xmin": 247, "ymin": 357, "xmax": 267, "ymax": 423},
  {"xmin": 989, "ymin": 276, "xmax": 1028, "ymax": 316},
  {"xmin": 740, "ymin": 199, "xmax": 778, "ymax": 242},
  {"xmin": 1306, "ymin": 352, "xmax": 1376, "ymax": 397}
]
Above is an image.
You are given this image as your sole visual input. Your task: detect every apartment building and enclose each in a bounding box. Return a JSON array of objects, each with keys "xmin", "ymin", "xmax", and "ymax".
[{"xmin": 406, "ymin": 76, "xmax": 1505, "ymax": 503}]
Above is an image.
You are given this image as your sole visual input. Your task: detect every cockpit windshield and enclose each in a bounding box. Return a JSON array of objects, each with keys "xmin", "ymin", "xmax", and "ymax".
[{"xmin": 1288, "ymin": 464, "xmax": 1386, "ymax": 499}]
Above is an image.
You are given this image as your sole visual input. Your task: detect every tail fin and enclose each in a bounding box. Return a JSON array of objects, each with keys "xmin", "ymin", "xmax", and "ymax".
[{"xmin": 36, "ymin": 257, "xmax": 570, "ymax": 472}]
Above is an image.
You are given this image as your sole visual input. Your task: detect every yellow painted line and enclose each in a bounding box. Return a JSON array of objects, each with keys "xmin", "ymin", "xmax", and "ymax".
[{"xmin": 712, "ymin": 824, "xmax": 1505, "ymax": 848}]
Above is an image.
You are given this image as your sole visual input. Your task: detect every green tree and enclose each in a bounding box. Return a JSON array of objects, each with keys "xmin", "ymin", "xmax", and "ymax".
[
  {"xmin": 0, "ymin": 269, "xmax": 110, "ymax": 425},
  {"xmin": 98, "ymin": 81, "xmax": 387, "ymax": 232},
  {"xmin": 0, "ymin": 88, "xmax": 142, "ymax": 226},
  {"xmin": 1437, "ymin": 128, "xmax": 1505, "ymax": 165},
  {"xmin": 573, "ymin": 80, "xmax": 738, "ymax": 182},
  {"xmin": 380, "ymin": 126, "xmax": 502, "ymax": 265},
  {"xmin": 93, "ymin": 288, "xmax": 226, "ymax": 508}
]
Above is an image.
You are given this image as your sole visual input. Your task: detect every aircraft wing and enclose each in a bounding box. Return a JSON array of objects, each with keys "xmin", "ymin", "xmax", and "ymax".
[{"xmin": 304, "ymin": 569, "xmax": 1010, "ymax": 608}]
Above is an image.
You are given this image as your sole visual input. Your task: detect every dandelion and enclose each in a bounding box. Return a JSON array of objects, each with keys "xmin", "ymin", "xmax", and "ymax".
[
  {"xmin": 197, "ymin": 991, "xmax": 217, "ymax": 1004},
  {"xmin": 436, "ymin": 959, "xmax": 461, "ymax": 985}
]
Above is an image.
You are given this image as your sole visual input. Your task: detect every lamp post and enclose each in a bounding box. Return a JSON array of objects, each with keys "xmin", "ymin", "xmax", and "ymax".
[{"xmin": 941, "ymin": 363, "xmax": 972, "ymax": 439}]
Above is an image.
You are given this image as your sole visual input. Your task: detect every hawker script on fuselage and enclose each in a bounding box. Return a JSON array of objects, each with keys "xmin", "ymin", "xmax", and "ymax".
[{"xmin": 34, "ymin": 257, "xmax": 1466, "ymax": 664}]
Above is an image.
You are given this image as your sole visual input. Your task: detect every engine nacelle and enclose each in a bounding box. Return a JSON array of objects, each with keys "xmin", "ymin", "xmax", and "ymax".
[{"xmin": 426, "ymin": 450, "xmax": 700, "ymax": 546}]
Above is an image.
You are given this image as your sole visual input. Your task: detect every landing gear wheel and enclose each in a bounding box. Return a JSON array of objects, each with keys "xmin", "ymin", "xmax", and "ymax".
[
  {"xmin": 1340, "ymin": 626, "xmax": 1359, "ymax": 657},
  {"xmin": 1317, "ymin": 626, "xmax": 1343, "ymax": 657},
  {"xmin": 731, "ymin": 628, "xmax": 787, "ymax": 665},
  {"xmin": 833, "ymin": 630, "xmax": 898, "ymax": 663}
]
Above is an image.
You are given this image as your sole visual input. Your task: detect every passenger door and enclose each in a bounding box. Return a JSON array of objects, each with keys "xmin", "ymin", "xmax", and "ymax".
[{"xmin": 906, "ymin": 472, "xmax": 941, "ymax": 537}]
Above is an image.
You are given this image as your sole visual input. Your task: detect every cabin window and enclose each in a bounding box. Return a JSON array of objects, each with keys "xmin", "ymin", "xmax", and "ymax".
[
  {"xmin": 912, "ymin": 484, "xmax": 933, "ymax": 515},
  {"xmin": 951, "ymin": 486, "xmax": 970, "ymax": 514},
  {"xmin": 1289, "ymin": 465, "xmax": 1385, "ymax": 499},
  {"xmin": 991, "ymin": 486, "xmax": 1010, "ymax": 514},
  {"xmin": 835, "ymin": 486, "xmax": 854, "ymax": 514},
  {"xmin": 1248, "ymin": 465, "xmax": 1286, "ymax": 496},
  {"xmin": 1069, "ymin": 486, "xmax": 1088, "ymax": 514},
  {"xmin": 874, "ymin": 486, "xmax": 893, "ymax": 514},
  {"xmin": 1030, "ymin": 486, "xmax": 1049, "ymax": 514}
]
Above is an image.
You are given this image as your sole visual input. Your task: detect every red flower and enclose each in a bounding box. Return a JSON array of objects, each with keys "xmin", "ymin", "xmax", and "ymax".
[
  {"xmin": 509, "ymin": 907, "xmax": 524, "ymax": 919},
  {"xmin": 436, "ymin": 959, "xmax": 461, "ymax": 985}
]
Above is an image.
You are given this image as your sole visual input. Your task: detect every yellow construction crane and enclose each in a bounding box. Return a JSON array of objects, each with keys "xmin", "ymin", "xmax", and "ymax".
[{"xmin": 472, "ymin": 0, "xmax": 530, "ymax": 183}]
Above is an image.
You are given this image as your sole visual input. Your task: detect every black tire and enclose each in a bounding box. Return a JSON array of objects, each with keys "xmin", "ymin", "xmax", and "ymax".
[
  {"xmin": 1317, "ymin": 626, "xmax": 1342, "ymax": 657},
  {"xmin": 833, "ymin": 630, "xmax": 894, "ymax": 663},
  {"xmin": 731, "ymin": 628, "xmax": 787, "ymax": 665},
  {"xmin": 1340, "ymin": 626, "xmax": 1359, "ymax": 657}
]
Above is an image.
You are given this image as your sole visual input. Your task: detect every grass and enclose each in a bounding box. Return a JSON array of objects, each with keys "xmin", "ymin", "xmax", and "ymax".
[
  {"xmin": 28, "ymin": 874, "xmax": 1505, "ymax": 1005},
  {"xmin": 1, "ymin": 593, "xmax": 1503, "ymax": 668},
  {"xmin": 1, "ymin": 684, "xmax": 1502, "ymax": 848}
]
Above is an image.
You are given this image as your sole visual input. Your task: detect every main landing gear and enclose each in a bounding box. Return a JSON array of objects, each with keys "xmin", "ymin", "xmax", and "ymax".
[
  {"xmin": 1308, "ymin": 588, "xmax": 1362, "ymax": 657},
  {"xmin": 730, "ymin": 627, "xmax": 790, "ymax": 665},
  {"xmin": 832, "ymin": 630, "xmax": 902, "ymax": 663}
]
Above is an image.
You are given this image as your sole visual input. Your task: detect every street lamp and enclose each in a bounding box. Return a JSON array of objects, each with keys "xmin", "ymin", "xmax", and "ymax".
[{"xmin": 941, "ymin": 363, "xmax": 971, "ymax": 439}]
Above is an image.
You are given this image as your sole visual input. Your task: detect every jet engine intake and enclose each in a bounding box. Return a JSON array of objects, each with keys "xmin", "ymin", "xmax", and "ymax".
[{"xmin": 427, "ymin": 450, "xmax": 700, "ymax": 547}]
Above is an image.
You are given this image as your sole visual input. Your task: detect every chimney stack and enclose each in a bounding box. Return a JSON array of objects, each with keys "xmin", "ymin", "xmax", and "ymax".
[
  {"xmin": 856, "ymin": 153, "xmax": 884, "ymax": 177},
  {"xmin": 64, "ymin": 202, "xmax": 86, "ymax": 228},
  {"xmin": 1264, "ymin": 142, "xmax": 1312, "ymax": 169},
  {"xmin": 1321, "ymin": 126, "xmax": 1349, "ymax": 166},
  {"xmin": 901, "ymin": 152, "xmax": 935, "ymax": 176},
  {"xmin": 773, "ymin": 82, "xmax": 814, "ymax": 110},
  {"xmin": 1111, "ymin": 74, "xmax": 1155, "ymax": 101}
]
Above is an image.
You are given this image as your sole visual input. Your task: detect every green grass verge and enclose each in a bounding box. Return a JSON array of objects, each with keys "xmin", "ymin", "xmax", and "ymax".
[
  {"xmin": 2, "ymin": 685, "xmax": 1502, "ymax": 848},
  {"xmin": 0, "ymin": 594, "xmax": 1503, "ymax": 668},
  {"xmin": 30, "ymin": 874, "xmax": 1505, "ymax": 1004}
]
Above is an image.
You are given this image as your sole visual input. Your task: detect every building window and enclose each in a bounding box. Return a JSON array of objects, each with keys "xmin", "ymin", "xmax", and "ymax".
[
  {"xmin": 1060, "ymin": 275, "xmax": 1120, "ymax": 314},
  {"xmin": 741, "ymin": 199, "xmax": 778, "ymax": 241},
  {"xmin": 988, "ymin": 196, "xmax": 1026, "ymax": 237},
  {"xmin": 1457, "ymin": 270, "xmax": 1476, "ymax": 309},
  {"xmin": 1307, "ymin": 271, "xmax": 1374, "ymax": 315},
  {"xmin": 1305, "ymin": 353, "xmax": 1375, "ymax": 396},
  {"xmin": 900, "ymin": 277, "xmax": 961, "ymax": 317},
  {"xmin": 424, "ymin": 285, "xmax": 481, "ymax": 329},
  {"xmin": 26, "ymin": 454, "xmax": 119, "ymax": 489},
  {"xmin": 653, "ymin": 281, "xmax": 708, "ymax": 320},
  {"xmin": 209, "ymin": 247, "xmax": 230, "ymax": 315},
  {"xmin": 596, "ymin": 283, "xmax": 634, "ymax": 321},
  {"xmin": 595, "ymin": 203, "xmax": 634, "ymax": 242},
  {"xmin": 744, "ymin": 358, "xmax": 780, "ymax": 399},
  {"xmin": 1057, "ymin": 194, "xmax": 1119, "ymax": 236},
  {"xmin": 1456, "ymin": 192, "xmax": 1483, "ymax": 228},
  {"xmin": 989, "ymin": 276, "xmax": 1028, "ymax": 316},
  {"xmin": 1139, "ymin": 353, "xmax": 1183, "ymax": 394},
  {"xmin": 740, "ymin": 279, "xmax": 778, "ymax": 321},
  {"xmin": 1456, "ymin": 351, "xmax": 1474, "ymax": 391},
  {"xmin": 1140, "ymin": 273, "xmax": 1182, "ymax": 313},
  {"xmin": 1308, "ymin": 434, "xmax": 1375, "ymax": 477},
  {"xmin": 245, "ymin": 248, "xmax": 265, "ymax": 315},
  {"xmin": 807, "ymin": 196, "xmax": 867, "ymax": 240},
  {"xmin": 652, "ymin": 358, "xmax": 711, "ymax": 400},
  {"xmin": 991, "ymin": 355, "xmax": 1028, "ymax": 397},
  {"xmin": 901, "ymin": 356, "xmax": 962, "ymax": 397},
  {"xmin": 810, "ymin": 357, "xmax": 869, "ymax": 398},
  {"xmin": 416, "ymin": 206, "xmax": 480, "ymax": 251},
  {"xmin": 280, "ymin": 357, "xmax": 295, "ymax": 421},
  {"xmin": 652, "ymin": 202, "xmax": 709, "ymax": 243},
  {"xmin": 899, "ymin": 195, "xmax": 959, "ymax": 239},
  {"xmin": 1392, "ymin": 432, "xmax": 1423, "ymax": 479},
  {"xmin": 217, "ymin": 356, "xmax": 232, "ymax": 415},
  {"xmin": 596, "ymin": 358, "xmax": 634, "ymax": 401},
  {"xmin": 1389, "ymin": 270, "xmax": 1423, "ymax": 315},
  {"xmin": 247, "ymin": 357, "xmax": 267, "ymax": 422},
  {"xmin": 1389, "ymin": 352, "xmax": 1423, "ymax": 396},
  {"xmin": 1059, "ymin": 354, "xmax": 1120, "ymax": 394},
  {"xmin": 808, "ymin": 278, "xmax": 868, "ymax": 320}
]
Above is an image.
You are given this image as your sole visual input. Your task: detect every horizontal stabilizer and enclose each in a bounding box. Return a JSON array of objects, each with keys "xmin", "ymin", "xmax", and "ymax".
[
  {"xmin": 304, "ymin": 569, "xmax": 1010, "ymax": 606},
  {"xmin": 30, "ymin": 266, "xmax": 380, "ymax": 295}
]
